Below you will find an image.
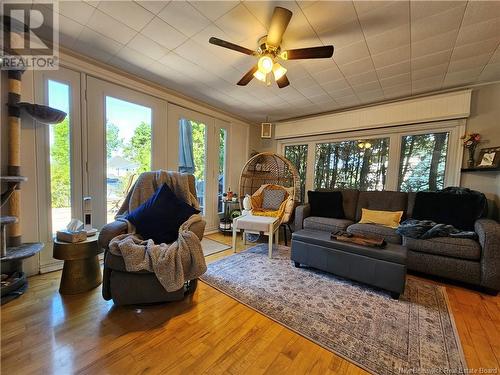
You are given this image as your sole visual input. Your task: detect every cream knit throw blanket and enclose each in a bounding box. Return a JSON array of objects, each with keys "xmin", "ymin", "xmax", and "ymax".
[{"xmin": 109, "ymin": 171, "xmax": 207, "ymax": 292}]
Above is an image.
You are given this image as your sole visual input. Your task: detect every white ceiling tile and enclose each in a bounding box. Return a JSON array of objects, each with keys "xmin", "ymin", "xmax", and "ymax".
[
  {"xmin": 411, "ymin": 1, "xmax": 466, "ymax": 21},
  {"xmin": 141, "ymin": 17, "xmax": 187, "ymax": 50},
  {"xmin": 59, "ymin": 1, "xmax": 96, "ymax": 25},
  {"xmin": 478, "ymin": 62, "xmax": 500, "ymax": 82},
  {"xmin": 58, "ymin": 14, "xmax": 84, "ymax": 47},
  {"xmin": 98, "ymin": 1, "xmax": 154, "ymax": 31},
  {"xmin": 329, "ymin": 87, "xmax": 356, "ymax": 99},
  {"xmin": 365, "ymin": 24, "xmax": 410, "ymax": 55},
  {"xmin": 158, "ymin": 2, "xmax": 211, "ymax": 37},
  {"xmin": 338, "ymin": 57, "xmax": 374, "ymax": 77},
  {"xmin": 127, "ymin": 33, "xmax": 169, "ymax": 60},
  {"xmin": 356, "ymin": 1, "xmax": 409, "ymax": 38},
  {"xmin": 461, "ymin": 1, "xmax": 500, "ymax": 27},
  {"xmin": 411, "ymin": 29, "xmax": 458, "ymax": 58},
  {"xmin": 190, "ymin": 1, "xmax": 238, "ymax": 22},
  {"xmin": 455, "ymin": 17, "xmax": 500, "ymax": 46},
  {"xmin": 135, "ymin": 1, "xmax": 169, "ymax": 15},
  {"xmin": 300, "ymin": 1, "xmax": 358, "ymax": 35},
  {"xmin": 411, "ymin": 5, "xmax": 465, "ymax": 42},
  {"xmin": 411, "ymin": 50, "xmax": 452, "ymax": 71},
  {"xmin": 86, "ymin": 9, "xmax": 137, "ymax": 44},
  {"xmin": 412, "ymin": 63, "xmax": 448, "ymax": 81},
  {"xmin": 412, "ymin": 75, "xmax": 444, "ymax": 93},
  {"xmin": 74, "ymin": 27, "xmax": 123, "ymax": 62},
  {"xmin": 376, "ymin": 60, "xmax": 410, "ymax": 79},
  {"xmin": 215, "ymin": 3, "xmax": 266, "ymax": 43},
  {"xmin": 114, "ymin": 46, "xmax": 157, "ymax": 69},
  {"xmin": 357, "ymin": 88, "xmax": 385, "ymax": 102},
  {"xmin": 371, "ymin": 45, "xmax": 410, "ymax": 68},
  {"xmin": 352, "ymin": 80, "xmax": 380, "ymax": 93},
  {"xmin": 380, "ymin": 72, "xmax": 411, "ymax": 88},
  {"xmin": 334, "ymin": 95, "xmax": 360, "ymax": 107},
  {"xmin": 309, "ymin": 66, "xmax": 344, "ymax": 84},
  {"xmin": 451, "ymin": 37, "xmax": 498, "ymax": 62},
  {"xmin": 448, "ymin": 53, "xmax": 492, "ymax": 73},
  {"xmin": 346, "ymin": 70, "xmax": 378, "ymax": 86},
  {"xmin": 320, "ymin": 79, "xmax": 351, "ymax": 93},
  {"xmin": 334, "ymin": 40, "xmax": 370, "ymax": 66},
  {"xmin": 318, "ymin": 19, "xmax": 365, "ymax": 49},
  {"xmin": 382, "ymin": 83, "xmax": 412, "ymax": 98},
  {"xmin": 443, "ymin": 67, "xmax": 483, "ymax": 86}
]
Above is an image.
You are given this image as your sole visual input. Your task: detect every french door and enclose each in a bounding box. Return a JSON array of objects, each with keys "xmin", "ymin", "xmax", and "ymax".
[
  {"xmin": 168, "ymin": 104, "xmax": 229, "ymax": 231},
  {"xmin": 86, "ymin": 77, "xmax": 167, "ymax": 229},
  {"xmin": 34, "ymin": 67, "xmax": 83, "ymax": 271}
]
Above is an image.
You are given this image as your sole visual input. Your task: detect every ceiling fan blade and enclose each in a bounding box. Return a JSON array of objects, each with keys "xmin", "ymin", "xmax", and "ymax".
[
  {"xmin": 283, "ymin": 46, "xmax": 334, "ymax": 60},
  {"xmin": 266, "ymin": 7, "xmax": 293, "ymax": 47},
  {"xmin": 237, "ymin": 65, "xmax": 258, "ymax": 86},
  {"xmin": 276, "ymin": 74, "xmax": 290, "ymax": 88},
  {"xmin": 209, "ymin": 37, "xmax": 255, "ymax": 56}
]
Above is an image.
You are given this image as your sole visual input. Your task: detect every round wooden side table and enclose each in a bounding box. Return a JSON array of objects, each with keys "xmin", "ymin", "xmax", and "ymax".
[{"xmin": 53, "ymin": 233, "xmax": 103, "ymax": 294}]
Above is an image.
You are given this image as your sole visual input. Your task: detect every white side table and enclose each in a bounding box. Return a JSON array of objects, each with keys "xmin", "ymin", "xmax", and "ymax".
[{"xmin": 232, "ymin": 214, "xmax": 280, "ymax": 258}]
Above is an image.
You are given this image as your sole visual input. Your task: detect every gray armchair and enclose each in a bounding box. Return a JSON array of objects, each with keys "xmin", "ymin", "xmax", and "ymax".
[{"xmin": 98, "ymin": 173, "xmax": 206, "ymax": 305}]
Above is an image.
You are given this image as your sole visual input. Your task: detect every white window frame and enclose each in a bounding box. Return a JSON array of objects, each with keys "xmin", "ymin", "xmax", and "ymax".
[
  {"xmin": 34, "ymin": 67, "xmax": 83, "ymax": 272},
  {"xmin": 278, "ymin": 119, "xmax": 465, "ymax": 200}
]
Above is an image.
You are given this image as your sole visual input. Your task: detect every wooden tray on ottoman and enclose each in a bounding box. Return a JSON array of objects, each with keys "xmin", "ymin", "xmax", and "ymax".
[{"xmin": 331, "ymin": 231, "xmax": 386, "ymax": 248}]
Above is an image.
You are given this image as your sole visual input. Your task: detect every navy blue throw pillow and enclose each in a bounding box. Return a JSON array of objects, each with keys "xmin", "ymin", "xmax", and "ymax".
[{"xmin": 125, "ymin": 183, "xmax": 200, "ymax": 244}]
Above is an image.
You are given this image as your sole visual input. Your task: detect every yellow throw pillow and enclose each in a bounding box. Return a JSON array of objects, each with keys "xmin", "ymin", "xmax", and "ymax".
[{"xmin": 359, "ymin": 208, "xmax": 403, "ymax": 229}]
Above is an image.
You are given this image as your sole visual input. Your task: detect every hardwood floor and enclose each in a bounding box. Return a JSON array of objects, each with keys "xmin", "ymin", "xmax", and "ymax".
[{"xmin": 2, "ymin": 232, "xmax": 499, "ymax": 374}]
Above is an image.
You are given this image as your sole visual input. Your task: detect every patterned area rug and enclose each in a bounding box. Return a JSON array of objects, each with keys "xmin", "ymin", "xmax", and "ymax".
[{"xmin": 200, "ymin": 244, "xmax": 467, "ymax": 375}]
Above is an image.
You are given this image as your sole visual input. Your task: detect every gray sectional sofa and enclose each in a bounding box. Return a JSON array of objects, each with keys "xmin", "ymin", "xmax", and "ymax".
[{"xmin": 294, "ymin": 189, "xmax": 500, "ymax": 292}]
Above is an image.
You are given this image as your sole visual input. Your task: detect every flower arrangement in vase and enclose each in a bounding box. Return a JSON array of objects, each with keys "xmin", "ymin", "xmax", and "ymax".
[{"xmin": 461, "ymin": 133, "xmax": 481, "ymax": 168}]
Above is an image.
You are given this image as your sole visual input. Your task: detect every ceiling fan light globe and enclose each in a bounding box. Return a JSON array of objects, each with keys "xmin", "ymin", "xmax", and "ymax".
[
  {"xmin": 272, "ymin": 63, "xmax": 287, "ymax": 81},
  {"xmin": 258, "ymin": 56, "xmax": 273, "ymax": 74},
  {"xmin": 253, "ymin": 70, "xmax": 267, "ymax": 82}
]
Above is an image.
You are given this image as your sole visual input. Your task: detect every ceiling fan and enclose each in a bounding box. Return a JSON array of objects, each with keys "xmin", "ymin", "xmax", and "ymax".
[{"xmin": 209, "ymin": 6, "xmax": 334, "ymax": 89}]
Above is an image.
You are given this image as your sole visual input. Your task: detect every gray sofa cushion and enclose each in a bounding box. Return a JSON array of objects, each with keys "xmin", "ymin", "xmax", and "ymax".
[
  {"xmin": 347, "ymin": 223, "xmax": 402, "ymax": 244},
  {"xmin": 403, "ymin": 236, "xmax": 481, "ymax": 261},
  {"xmin": 356, "ymin": 191, "xmax": 407, "ymax": 221},
  {"xmin": 303, "ymin": 216, "xmax": 354, "ymax": 232}
]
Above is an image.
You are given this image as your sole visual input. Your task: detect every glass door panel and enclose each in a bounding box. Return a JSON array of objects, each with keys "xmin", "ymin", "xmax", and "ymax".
[
  {"xmin": 218, "ymin": 128, "xmax": 227, "ymax": 213},
  {"xmin": 178, "ymin": 118, "xmax": 207, "ymax": 215},
  {"xmin": 105, "ymin": 96, "xmax": 152, "ymax": 222},
  {"xmin": 47, "ymin": 80, "xmax": 72, "ymax": 233},
  {"xmin": 284, "ymin": 144, "xmax": 308, "ymax": 203},
  {"xmin": 86, "ymin": 77, "xmax": 167, "ymax": 230}
]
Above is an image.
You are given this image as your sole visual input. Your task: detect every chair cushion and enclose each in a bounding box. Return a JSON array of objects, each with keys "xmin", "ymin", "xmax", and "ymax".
[
  {"xmin": 125, "ymin": 183, "xmax": 199, "ymax": 244},
  {"xmin": 308, "ymin": 190, "xmax": 345, "ymax": 219},
  {"xmin": 262, "ymin": 189, "xmax": 286, "ymax": 210},
  {"xmin": 347, "ymin": 223, "xmax": 402, "ymax": 244},
  {"xmin": 403, "ymin": 236, "xmax": 481, "ymax": 261},
  {"xmin": 303, "ymin": 216, "xmax": 354, "ymax": 233},
  {"xmin": 356, "ymin": 191, "xmax": 407, "ymax": 221}
]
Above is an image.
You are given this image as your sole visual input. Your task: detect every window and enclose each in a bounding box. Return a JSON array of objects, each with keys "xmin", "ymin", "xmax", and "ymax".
[
  {"xmin": 284, "ymin": 144, "xmax": 308, "ymax": 202},
  {"xmin": 178, "ymin": 119, "xmax": 207, "ymax": 215},
  {"xmin": 105, "ymin": 96, "xmax": 152, "ymax": 223},
  {"xmin": 314, "ymin": 138, "xmax": 389, "ymax": 191},
  {"xmin": 218, "ymin": 128, "xmax": 227, "ymax": 213},
  {"xmin": 398, "ymin": 132, "xmax": 449, "ymax": 192},
  {"xmin": 48, "ymin": 80, "xmax": 71, "ymax": 233}
]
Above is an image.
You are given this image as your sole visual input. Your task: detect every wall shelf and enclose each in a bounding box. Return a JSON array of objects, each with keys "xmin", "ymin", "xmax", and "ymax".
[{"xmin": 461, "ymin": 167, "xmax": 500, "ymax": 173}]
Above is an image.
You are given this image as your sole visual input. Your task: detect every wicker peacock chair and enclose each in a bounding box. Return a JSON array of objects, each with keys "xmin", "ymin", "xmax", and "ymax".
[{"xmin": 239, "ymin": 152, "xmax": 300, "ymax": 243}]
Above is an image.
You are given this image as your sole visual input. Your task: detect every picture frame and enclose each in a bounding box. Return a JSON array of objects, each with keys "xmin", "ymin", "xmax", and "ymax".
[
  {"xmin": 261, "ymin": 122, "xmax": 272, "ymax": 139},
  {"xmin": 475, "ymin": 146, "xmax": 500, "ymax": 169}
]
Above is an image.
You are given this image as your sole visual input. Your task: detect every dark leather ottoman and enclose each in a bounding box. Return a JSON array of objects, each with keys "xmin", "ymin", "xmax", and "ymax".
[{"xmin": 291, "ymin": 229, "xmax": 407, "ymax": 298}]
